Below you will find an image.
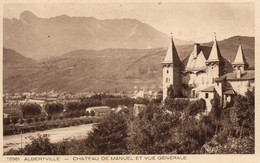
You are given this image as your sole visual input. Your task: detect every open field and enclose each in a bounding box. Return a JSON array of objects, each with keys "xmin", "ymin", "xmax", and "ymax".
[{"xmin": 3, "ymin": 123, "xmax": 94, "ymax": 152}]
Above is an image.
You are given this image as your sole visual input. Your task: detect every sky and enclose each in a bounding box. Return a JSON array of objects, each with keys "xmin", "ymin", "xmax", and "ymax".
[{"xmin": 3, "ymin": 2, "xmax": 254, "ymax": 43}]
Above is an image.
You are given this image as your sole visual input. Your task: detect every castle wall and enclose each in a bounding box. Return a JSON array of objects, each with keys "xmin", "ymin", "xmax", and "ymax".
[
  {"xmin": 207, "ymin": 63, "xmax": 221, "ymax": 83},
  {"xmin": 199, "ymin": 92, "xmax": 214, "ymax": 113},
  {"xmin": 182, "ymin": 72, "xmax": 210, "ymax": 97},
  {"xmin": 229, "ymin": 80, "xmax": 254, "ymax": 96},
  {"xmin": 162, "ymin": 65, "xmax": 174, "ymax": 100}
]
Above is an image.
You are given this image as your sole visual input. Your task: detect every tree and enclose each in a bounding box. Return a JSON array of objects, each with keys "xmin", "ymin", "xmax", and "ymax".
[
  {"xmin": 84, "ymin": 112, "xmax": 128, "ymax": 154},
  {"xmin": 11, "ymin": 116, "xmax": 19, "ymax": 124},
  {"xmin": 185, "ymin": 99, "xmax": 206, "ymax": 116},
  {"xmin": 21, "ymin": 134, "xmax": 57, "ymax": 155},
  {"xmin": 166, "ymin": 85, "xmax": 175, "ymax": 99},
  {"xmin": 3, "ymin": 118, "xmax": 11, "ymax": 125},
  {"xmin": 232, "ymin": 89, "xmax": 254, "ymax": 137},
  {"xmin": 209, "ymin": 96, "xmax": 222, "ymax": 135},
  {"xmin": 85, "ymin": 111, "xmax": 90, "ymax": 116},
  {"xmin": 20, "ymin": 104, "xmax": 41, "ymax": 118},
  {"xmin": 128, "ymin": 105, "xmax": 181, "ymax": 154},
  {"xmin": 44, "ymin": 103, "xmax": 64, "ymax": 116},
  {"xmin": 164, "ymin": 98, "xmax": 190, "ymax": 112},
  {"xmin": 25, "ymin": 118, "xmax": 33, "ymax": 123}
]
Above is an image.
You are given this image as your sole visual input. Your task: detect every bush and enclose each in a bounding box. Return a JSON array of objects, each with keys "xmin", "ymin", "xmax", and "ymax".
[
  {"xmin": 22, "ymin": 134, "xmax": 57, "ymax": 155},
  {"xmin": 53, "ymin": 116, "xmax": 58, "ymax": 120},
  {"xmin": 39, "ymin": 117, "xmax": 45, "ymax": 122},
  {"xmin": 11, "ymin": 117, "xmax": 19, "ymax": 124},
  {"xmin": 34, "ymin": 117, "xmax": 39, "ymax": 122},
  {"xmin": 44, "ymin": 103, "xmax": 64, "ymax": 116},
  {"xmin": 3, "ymin": 118, "xmax": 11, "ymax": 125},
  {"xmin": 47, "ymin": 116, "xmax": 52, "ymax": 120},
  {"xmin": 74, "ymin": 110, "xmax": 81, "ymax": 117},
  {"xmin": 25, "ymin": 118, "xmax": 33, "ymax": 123},
  {"xmin": 85, "ymin": 112, "xmax": 128, "ymax": 154},
  {"xmin": 63, "ymin": 112, "xmax": 68, "ymax": 118},
  {"xmin": 164, "ymin": 98, "xmax": 190, "ymax": 112},
  {"xmin": 80, "ymin": 110, "xmax": 85, "ymax": 117},
  {"xmin": 21, "ymin": 104, "xmax": 41, "ymax": 118},
  {"xmin": 186, "ymin": 99, "xmax": 206, "ymax": 116},
  {"xmin": 18, "ymin": 119, "xmax": 24, "ymax": 124},
  {"xmin": 85, "ymin": 111, "xmax": 90, "ymax": 116}
]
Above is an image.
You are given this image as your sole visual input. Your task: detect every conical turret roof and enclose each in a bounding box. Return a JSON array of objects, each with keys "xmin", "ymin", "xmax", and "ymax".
[
  {"xmin": 207, "ymin": 37, "xmax": 222, "ymax": 62},
  {"xmin": 162, "ymin": 35, "xmax": 182, "ymax": 65},
  {"xmin": 233, "ymin": 44, "xmax": 247, "ymax": 65}
]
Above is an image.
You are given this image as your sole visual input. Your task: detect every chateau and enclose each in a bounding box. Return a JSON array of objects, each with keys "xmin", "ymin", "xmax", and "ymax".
[{"xmin": 162, "ymin": 34, "xmax": 254, "ymax": 111}]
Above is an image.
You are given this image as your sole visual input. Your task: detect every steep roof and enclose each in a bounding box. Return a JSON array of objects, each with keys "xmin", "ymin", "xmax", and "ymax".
[
  {"xmin": 223, "ymin": 89, "xmax": 236, "ymax": 95},
  {"xmin": 206, "ymin": 38, "xmax": 223, "ymax": 62},
  {"xmin": 162, "ymin": 35, "xmax": 182, "ymax": 65},
  {"xmin": 185, "ymin": 49, "xmax": 207, "ymax": 71},
  {"xmin": 215, "ymin": 70, "xmax": 254, "ymax": 81},
  {"xmin": 233, "ymin": 44, "xmax": 247, "ymax": 65},
  {"xmin": 201, "ymin": 86, "xmax": 215, "ymax": 92}
]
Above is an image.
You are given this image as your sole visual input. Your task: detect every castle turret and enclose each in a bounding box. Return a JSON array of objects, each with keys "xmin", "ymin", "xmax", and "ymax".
[
  {"xmin": 206, "ymin": 34, "xmax": 224, "ymax": 84},
  {"xmin": 162, "ymin": 34, "xmax": 182, "ymax": 101},
  {"xmin": 232, "ymin": 40, "xmax": 248, "ymax": 73}
]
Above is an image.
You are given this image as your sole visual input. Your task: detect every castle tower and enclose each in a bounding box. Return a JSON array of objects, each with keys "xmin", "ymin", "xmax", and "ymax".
[
  {"xmin": 232, "ymin": 40, "xmax": 248, "ymax": 73},
  {"xmin": 162, "ymin": 34, "xmax": 182, "ymax": 101},
  {"xmin": 206, "ymin": 34, "xmax": 224, "ymax": 84}
]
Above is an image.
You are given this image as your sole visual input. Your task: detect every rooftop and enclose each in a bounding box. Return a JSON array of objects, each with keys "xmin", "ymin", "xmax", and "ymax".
[
  {"xmin": 223, "ymin": 89, "xmax": 236, "ymax": 95},
  {"xmin": 201, "ymin": 86, "xmax": 215, "ymax": 92},
  {"xmin": 215, "ymin": 70, "xmax": 254, "ymax": 81}
]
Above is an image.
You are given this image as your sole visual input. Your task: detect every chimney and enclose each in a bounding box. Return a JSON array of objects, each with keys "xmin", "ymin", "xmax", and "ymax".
[
  {"xmin": 236, "ymin": 69, "xmax": 241, "ymax": 79},
  {"xmin": 240, "ymin": 66, "xmax": 245, "ymax": 73},
  {"xmin": 193, "ymin": 43, "xmax": 200, "ymax": 58}
]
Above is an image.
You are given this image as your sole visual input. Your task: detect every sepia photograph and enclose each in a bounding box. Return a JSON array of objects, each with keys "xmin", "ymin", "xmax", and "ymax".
[{"xmin": 2, "ymin": 1, "xmax": 255, "ymax": 156}]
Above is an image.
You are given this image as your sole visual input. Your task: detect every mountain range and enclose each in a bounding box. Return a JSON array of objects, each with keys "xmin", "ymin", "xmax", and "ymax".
[
  {"xmin": 3, "ymin": 36, "xmax": 254, "ymax": 93},
  {"xmin": 4, "ymin": 11, "xmax": 192, "ymax": 59}
]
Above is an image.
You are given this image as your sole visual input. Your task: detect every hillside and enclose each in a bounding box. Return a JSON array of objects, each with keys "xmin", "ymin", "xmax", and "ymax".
[
  {"xmin": 3, "ymin": 36, "xmax": 254, "ymax": 93},
  {"xmin": 3, "ymin": 11, "xmax": 191, "ymax": 59}
]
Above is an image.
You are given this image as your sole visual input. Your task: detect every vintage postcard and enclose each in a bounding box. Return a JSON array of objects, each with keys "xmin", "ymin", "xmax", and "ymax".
[{"xmin": 1, "ymin": 0, "xmax": 259, "ymax": 162}]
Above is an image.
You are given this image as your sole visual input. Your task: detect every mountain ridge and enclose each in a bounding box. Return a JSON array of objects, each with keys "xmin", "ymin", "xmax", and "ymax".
[{"xmin": 4, "ymin": 11, "xmax": 192, "ymax": 59}]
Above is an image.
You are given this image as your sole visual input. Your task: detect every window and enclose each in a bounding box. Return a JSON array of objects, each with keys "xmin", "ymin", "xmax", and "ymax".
[
  {"xmin": 212, "ymin": 78, "xmax": 214, "ymax": 84},
  {"xmin": 202, "ymin": 77, "xmax": 204, "ymax": 84},
  {"xmin": 167, "ymin": 70, "xmax": 169, "ymax": 74},
  {"xmin": 205, "ymin": 93, "xmax": 209, "ymax": 99},
  {"xmin": 192, "ymin": 90, "xmax": 196, "ymax": 97},
  {"xmin": 217, "ymin": 83, "xmax": 219, "ymax": 86},
  {"xmin": 166, "ymin": 78, "xmax": 170, "ymax": 83}
]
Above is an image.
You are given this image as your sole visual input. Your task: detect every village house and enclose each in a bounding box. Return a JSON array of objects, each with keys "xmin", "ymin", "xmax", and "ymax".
[
  {"xmin": 162, "ymin": 34, "xmax": 254, "ymax": 112},
  {"xmin": 86, "ymin": 106, "xmax": 112, "ymax": 117}
]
